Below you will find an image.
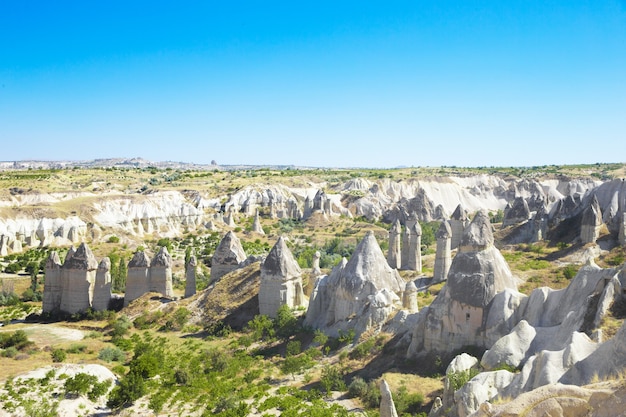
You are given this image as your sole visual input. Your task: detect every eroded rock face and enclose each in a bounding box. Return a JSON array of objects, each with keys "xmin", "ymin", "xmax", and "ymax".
[
  {"xmin": 450, "ymin": 204, "xmax": 469, "ymax": 250},
  {"xmin": 433, "ymin": 221, "xmax": 452, "ymax": 284},
  {"xmin": 211, "ymin": 231, "xmax": 247, "ymax": 281},
  {"xmin": 124, "ymin": 251, "xmax": 150, "ymax": 306},
  {"xmin": 42, "ymin": 251, "xmax": 63, "ymax": 313},
  {"xmin": 305, "ymin": 232, "xmax": 404, "ymax": 336},
  {"xmin": 408, "ymin": 211, "xmax": 517, "ymax": 355},
  {"xmin": 502, "ymin": 197, "xmax": 531, "ymax": 227},
  {"xmin": 379, "ymin": 380, "xmax": 399, "ymax": 417},
  {"xmin": 258, "ymin": 237, "xmax": 307, "ymax": 318},
  {"xmin": 185, "ymin": 255, "xmax": 197, "ymax": 298},
  {"xmin": 59, "ymin": 243, "xmax": 98, "ymax": 314},
  {"xmin": 92, "ymin": 258, "xmax": 112, "ymax": 311},
  {"xmin": 581, "ymin": 195, "xmax": 603, "ymax": 244},
  {"xmin": 251, "ymin": 209, "xmax": 265, "ymax": 235},
  {"xmin": 387, "ymin": 219, "xmax": 402, "ymax": 269},
  {"xmin": 150, "ymin": 246, "xmax": 174, "ymax": 299}
]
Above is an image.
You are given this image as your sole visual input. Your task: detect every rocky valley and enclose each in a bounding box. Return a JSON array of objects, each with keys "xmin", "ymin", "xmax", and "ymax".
[{"xmin": 1, "ymin": 161, "xmax": 626, "ymax": 417}]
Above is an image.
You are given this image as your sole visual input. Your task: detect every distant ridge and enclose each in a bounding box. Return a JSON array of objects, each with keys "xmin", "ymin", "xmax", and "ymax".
[{"xmin": 0, "ymin": 158, "xmax": 308, "ymax": 171}]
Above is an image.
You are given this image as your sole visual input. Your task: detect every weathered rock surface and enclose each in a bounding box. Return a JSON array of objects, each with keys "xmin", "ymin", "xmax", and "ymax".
[
  {"xmin": 92, "ymin": 258, "xmax": 112, "ymax": 311},
  {"xmin": 502, "ymin": 197, "xmax": 531, "ymax": 227},
  {"xmin": 433, "ymin": 221, "xmax": 452, "ymax": 284},
  {"xmin": 379, "ymin": 379, "xmax": 399, "ymax": 417},
  {"xmin": 59, "ymin": 243, "xmax": 98, "ymax": 314},
  {"xmin": 42, "ymin": 251, "xmax": 63, "ymax": 313},
  {"xmin": 258, "ymin": 237, "xmax": 307, "ymax": 318},
  {"xmin": 150, "ymin": 246, "xmax": 174, "ymax": 298},
  {"xmin": 305, "ymin": 232, "xmax": 404, "ymax": 336},
  {"xmin": 387, "ymin": 219, "xmax": 402, "ymax": 269},
  {"xmin": 124, "ymin": 251, "xmax": 151, "ymax": 306},
  {"xmin": 184, "ymin": 255, "xmax": 197, "ymax": 298},
  {"xmin": 211, "ymin": 231, "xmax": 247, "ymax": 281},
  {"xmin": 581, "ymin": 195, "xmax": 604, "ymax": 244}
]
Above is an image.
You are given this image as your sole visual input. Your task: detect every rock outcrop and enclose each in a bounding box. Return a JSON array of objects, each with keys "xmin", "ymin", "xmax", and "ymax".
[
  {"xmin": 387, "ymin": 219, "xmax": 402, "ymax": 269},
  {"xmin": 379, "ymin": 380, "xmax": 399, "ymax": 417},
  {"xmin": 124, "ymin": 251, "xmax": 151, "ymax": 306},
  {"xmin": 305, "ymin": 231, "xmax": 404, "ymax": 336},
  {"xmin": 42, "ymin": 251, "xmax": 63, "ymax": 313},
  {"xmin": 581, "ymin": 195, "xmax": 603, "ymax": 244},
  {"xmin": 251, "ymin": 209, "xmax": 265, "ymax": 235},
  {"xmin": 184, "ymin": 255, "xmax": 197, "ymax": 298},
  {"xmin": 92, "ymin": 258, "xmax": 112, "ymax": 311},
  {"xmin": 211, "ymin": 231, "xmax": 247, "ymax": 281},
  {"xmin": 258, "ymin": 237, "xmax": 307, "ymax": 318},
  {"xmin": 59, "ymin": 243, "xmax": 98, "ymax": 314},
  {"xmin": 433, "ymin": 221, "xmax": 452, "ymax": 284},
  {"xmin": 403, "ymin": 280, "xmax": 418, "ymax": 312},
  {"xmin": 150, "ymin": 247, "xmax": 174, "ymax": 299},
  {"xmin": 450, "ymin": 204, "xmax": 469, "ymax": 250},
  {"xmin": 124, "ymin": 247, "xmax": 175, "ymax": 306},
  {"xmin": 408, "ymin": 211, "xmax": 518, "ymax": 355},
  {"xmin": 502, "ymin": 197, "xmax": 531, "ymax": 227}
]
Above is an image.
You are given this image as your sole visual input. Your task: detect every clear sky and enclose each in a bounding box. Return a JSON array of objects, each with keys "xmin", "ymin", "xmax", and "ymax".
[{"xmin": 1, "ymin": 1, "xmax": 625, "ymax": 168}]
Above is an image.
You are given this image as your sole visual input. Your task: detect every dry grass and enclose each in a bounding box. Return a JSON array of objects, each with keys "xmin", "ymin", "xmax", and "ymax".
[{"xmin": 382, "ymin": 371, "xmax": 443, "ymax": 404}]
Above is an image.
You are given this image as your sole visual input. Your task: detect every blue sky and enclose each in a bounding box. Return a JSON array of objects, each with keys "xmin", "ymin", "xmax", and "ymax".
[{"xmin": 1, "ymin": 1, "xmax": 625, "ymax": 168}]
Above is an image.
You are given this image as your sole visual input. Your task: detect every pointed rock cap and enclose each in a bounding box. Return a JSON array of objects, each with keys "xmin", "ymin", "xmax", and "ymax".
[
  {"xmin": 151, "ymin": 246, "xmax": 172, "ymax": 267},
  {"xmin": 436, "ymin": 220, "xmax": 452, "ymax": 239},
  {"xmin": 213, "ymin": 231, "xmax": 247, "ymax": 264},
  {"xmin": 46, "ymin": 251, "xmax": 62, "ymax": 269},
  {"xmin": 186, "ymin": 254, "xmax": 197, "ymax": 268},
  {"xmin": 411, "ymin": 222, "xmax": 422, "ymax": 236},
  {"xmin": 341, "ymin": 231, "xmax": 403, "ymax": 293},
  {"xmin": 452, "ymin": 204, "xmax": 468, "ymax": 221},
  {"xmin": 63, "ymin": 243, "xmax": 98, "ymax": 270},
  {"xmin": 98, "ymin": 257, "xmax": 111, "ymax": 271},
  {"xmin": 390, "ymin": 219, "xmax": 402, "ymax": 234},
  {"xmin": 63, "ymin": 246, "xmax": 77, "ymax": 266},
  {"xmin": 128, "ymin": 251, "xmax": 150, "ymax": 268},
  {"xmin": 460, "ymin": 210, "xmax": 494, "ymax": 252},
  {"xmin": 582, "ymin": 195, "xmax": 603, "ymax": 226},
  {"xmin": 262, "ymin": 236, "xmax": 302, "ymax": 279},
  {"xmin": 379, "ymin": 379, "xmax": 399, "ymax": 417},
  {"xmin": 405, "ymin": 280, "xmax": 418, "ymax": 292}
]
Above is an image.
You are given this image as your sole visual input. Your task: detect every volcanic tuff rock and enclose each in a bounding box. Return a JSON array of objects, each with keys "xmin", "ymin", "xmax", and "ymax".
[
  {"xmin": 124, "ymin": 251, "xmax": 151, "ymax": 306},
  {"xmin": 379, "ymin": 380, "xmax": 399, "ymax": 417},
  {"xmin": 211, "ymin": 231, "xmax": 247, "ymax": 281},
  {"xmin": 92, "ymin": 258, "xmax": 112, "ymax": 311},
  {"xmin": 258, "ymin": 237, "xmax": 307, "ymax": 318},
  {"xmin": 408, "ymin": 211, "xmax": 517, "ymax": 355},
  {"xmin": 305, "ymin": 231, "xmax": 404, "ymax": 336},
  {"xmin": 502, "ymin": 196, "xmax": 531, "ymax": 227},
  {"xmin": 387, "ymin": 219, "xmax": 402, "ymax": 269},
  {"xmin": 433, "ymin": 221, "xmax": 452, "ymax": 284},
  {"xmin": 580, "ymin": 195, "xmax": 603, "ymax": 244},
  {"xmin": 185, "ymin": 255, "xmax": 197, "ymax": 298}
]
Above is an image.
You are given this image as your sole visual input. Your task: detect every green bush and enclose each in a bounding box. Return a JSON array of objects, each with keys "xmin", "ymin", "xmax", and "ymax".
[
  {"xmin": 98, "ymin": 346, "xmax": 126, "ymax": 362},
  {"xmin": 562, "ymin": 264, "xmax": 578, "ymax": 280},
  {"xmin": 347, "ymin": 377, "xmax": 368, "ymax": 398},
  {"xmin": 51, "ymin": 349, "xmax": 67, "ymax": 363},
  {"xmin": 64, "ymin": 373, "xmax": 98, "ymax": 396},
  {"xmin": 0, "ymin": 330, "xmax": 32, "ymax": 350}
]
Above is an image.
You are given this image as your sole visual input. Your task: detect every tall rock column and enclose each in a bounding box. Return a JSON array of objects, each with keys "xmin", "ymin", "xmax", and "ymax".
[
  {"xmin": 124, "ymin": 251, "xmax": 151, "ymax": 306},
  {"xmin": 407, "ymin": 222, "xmax": 422, "ymax": 272},
  {"xmin": 312, "ymin": 251, "xmax": 322, "ymax": 276},
  {"xmin": 150, "ymin": 247, "xmax": 174, "ymax": 298},
  {"xmin": 379, "ymin": 380, "xmax": 399, "ymax": 417},
  {"xmin": 581, "ymin": 195, "xmax": 603, "ymax": 244},
  {"xmin": 618, "ymin": 212, "xmax": 626, "ymax": 246},
  {"xmin": 387, "ymin": 219, "xmax": 402, "ymax": 269},
  {"xmin": 403, "ymin": 280, "xmax": 418, "ymax": 312},
  {"xmin": 185, "ymin": 255, "xmax": 197, "ymax": 298},
  {"xmin": 92, "ymin": 258, "xmax": 112, "ymax": 311},
  {"xmin": 251, "ymin": 209, "xmax": 265, "ymax": 235},
  {"xmin": 59, "ymin": 243, "xmax": 98, "ymax": 314},
  {"xmin": 211, "ymin": 231, "xmax": 247, "ymax": 280},
  {"xmin": 401, "ymin": 214, "xmax": 418, "ymax": 270},
  {"xmin": 259, "ymin": 237, "xmax": 307, "ymax": 318},
  {"xmin": 449, "ymin": 204, "xmax": 468, "ymax": 250},
  {"xmin": 42, "ymin": 251, "xmax": 63, "ymax": 313},
  {"xmin": 433, "ymin": 221, "xmax": 452, "ymax": 284}
]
